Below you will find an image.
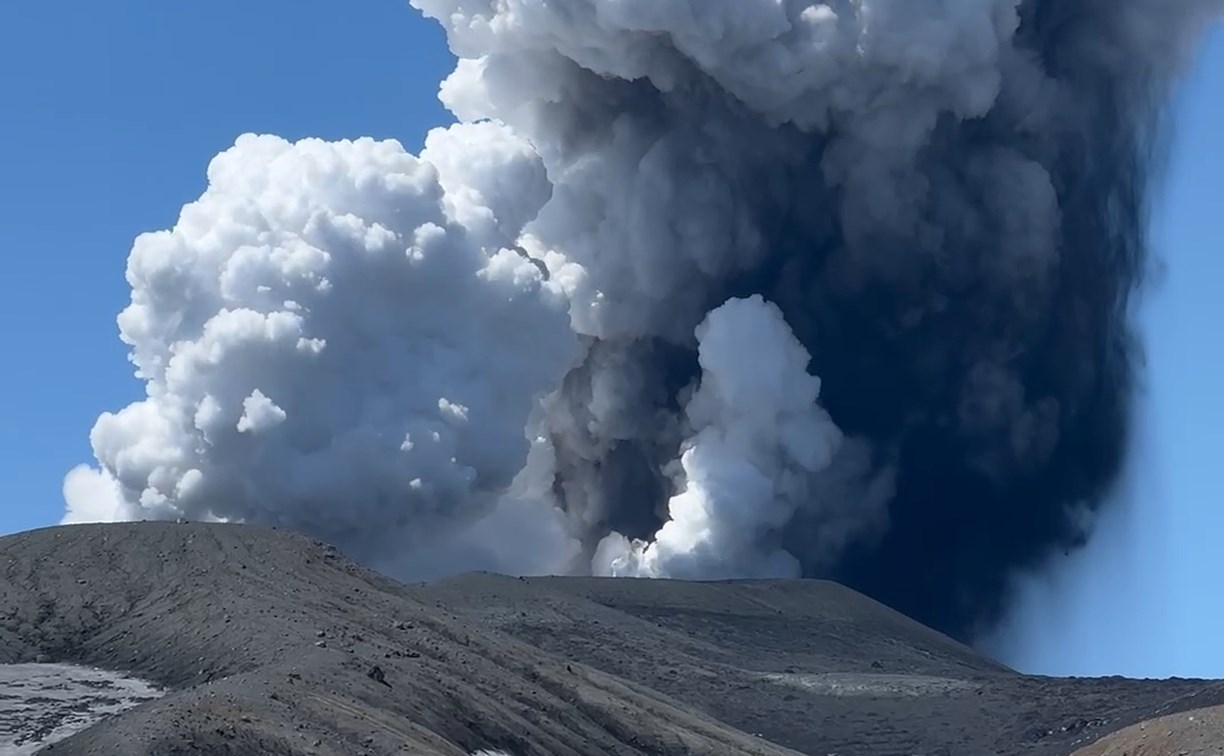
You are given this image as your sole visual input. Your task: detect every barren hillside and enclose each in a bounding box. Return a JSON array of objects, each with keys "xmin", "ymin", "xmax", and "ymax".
[{"xmin": 1, "ymin": 523, "xmax": 1221, "ymax": 755}]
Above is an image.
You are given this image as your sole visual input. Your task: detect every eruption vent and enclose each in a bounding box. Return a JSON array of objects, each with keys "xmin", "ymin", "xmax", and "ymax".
[{"xmin": 66, "ymin": 0, "xmax": 1221, "ymax": 640}]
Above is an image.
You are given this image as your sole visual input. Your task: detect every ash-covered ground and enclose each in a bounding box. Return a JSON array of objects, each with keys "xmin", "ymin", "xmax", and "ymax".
[{"xmin": 2, "ymin": 522, "xmax": 1223, "ymax": 755}]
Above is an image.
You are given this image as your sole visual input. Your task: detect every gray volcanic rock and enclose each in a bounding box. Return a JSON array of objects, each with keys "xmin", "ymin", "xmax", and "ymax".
[
  {"xmin": 0, "ymin": 523, "xmax": 796, "ymax": 756},
  {"xmin": 423, "ymin": 574, "xmax": 1224, "ymax": 754},
  {"xmin": 1, "ymin": 522, "xmax": 1222, "ymax": 755},
  {"xmin": 1072, "ymin": 704, "xmax": 1224, "ymax": 755}
]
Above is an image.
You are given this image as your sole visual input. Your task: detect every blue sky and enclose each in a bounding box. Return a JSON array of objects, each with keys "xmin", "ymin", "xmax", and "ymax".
[
  {"xmin": 1143, "ymin": 32, "xmax": 1224, "ymax": 677},
  {"xmin": 1, "ymin": 3, "xmax": 1220, "ymax": 674}
]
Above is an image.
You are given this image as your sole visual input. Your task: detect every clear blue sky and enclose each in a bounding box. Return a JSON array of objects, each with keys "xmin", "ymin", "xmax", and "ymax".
[{"xmin": 1, "ymin": 3, "xmax": 1221, "ymax": 674}]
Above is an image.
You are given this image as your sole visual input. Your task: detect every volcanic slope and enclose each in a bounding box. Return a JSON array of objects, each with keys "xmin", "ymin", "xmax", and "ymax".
[
  {"xmin": 1071, "ymin": 704, "xmax": 1224, "ymax": 755},
  {"xmin": 0, "ymin": 523, "xmax": 1220, "ymax": 756}
]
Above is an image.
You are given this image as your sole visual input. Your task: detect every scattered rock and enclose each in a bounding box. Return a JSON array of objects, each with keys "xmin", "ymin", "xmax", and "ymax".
[{"xmin": 366, "ymin": 665, "xmax": 389, "ymax": 687}]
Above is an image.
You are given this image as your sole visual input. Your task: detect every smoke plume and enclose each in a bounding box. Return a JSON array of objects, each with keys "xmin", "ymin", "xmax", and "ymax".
[{"xmin": 66, "ymin": 0, "xmax": 1221, "ymax": 641}]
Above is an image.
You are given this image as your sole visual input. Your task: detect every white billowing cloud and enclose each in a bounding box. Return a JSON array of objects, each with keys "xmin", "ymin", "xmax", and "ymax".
[
  {"xmin": 420, "ymin": 120, "xmax": 553, "ymax": 247},
  {"xmin": 64, "ymin": 132, "xmax": 579, "ymax": 561},
  {"xmin": 62, "ymin": 464, "xmax": 128, "ymax": 524},
  {"xmin": 236, "ymin": 389, "xmax": 287, "ymax": 434},
  {"xmin": 596, "ymin": 295, "xmax": 852, "ymax": 579}
]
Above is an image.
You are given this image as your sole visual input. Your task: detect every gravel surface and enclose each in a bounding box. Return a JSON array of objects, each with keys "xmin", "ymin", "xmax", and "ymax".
[
  {"xmin": 1, "ymin": 522, "xmax": 1221, "ymax": 755},
  {"xmin": 1071, "ymin": 703, "xmax": 1224, "ymax": 755}
]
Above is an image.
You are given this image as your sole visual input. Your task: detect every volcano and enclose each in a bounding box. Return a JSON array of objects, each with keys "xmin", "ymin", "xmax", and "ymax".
[{"xmin": 2, "ymin": 522, "xmax": 1222, "ymax": 755}]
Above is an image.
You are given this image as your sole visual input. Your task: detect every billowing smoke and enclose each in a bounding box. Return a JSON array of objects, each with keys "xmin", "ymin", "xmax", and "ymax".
[
  {"xmin": 595, "ymin": 295, "xmax": 870, "ymax": 580},
  {"xmin": 66, "ymin": 0, "xmax": 1221, "ymax": 641}
]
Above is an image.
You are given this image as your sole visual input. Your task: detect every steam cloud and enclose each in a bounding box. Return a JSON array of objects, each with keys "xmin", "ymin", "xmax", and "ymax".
[
  {"xmin": 66, "ymin": 0, "xmax": 1221, "ymax": 640},
  {"xmin": 596, "ymin": 295, "xmax": 858, "ymax": 580}
]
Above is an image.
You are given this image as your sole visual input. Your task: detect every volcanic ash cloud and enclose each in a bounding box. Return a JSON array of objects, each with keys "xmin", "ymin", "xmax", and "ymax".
[{"xmin": 67, "ymin": 0, "xmax": 1223, "ymax": 639}]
